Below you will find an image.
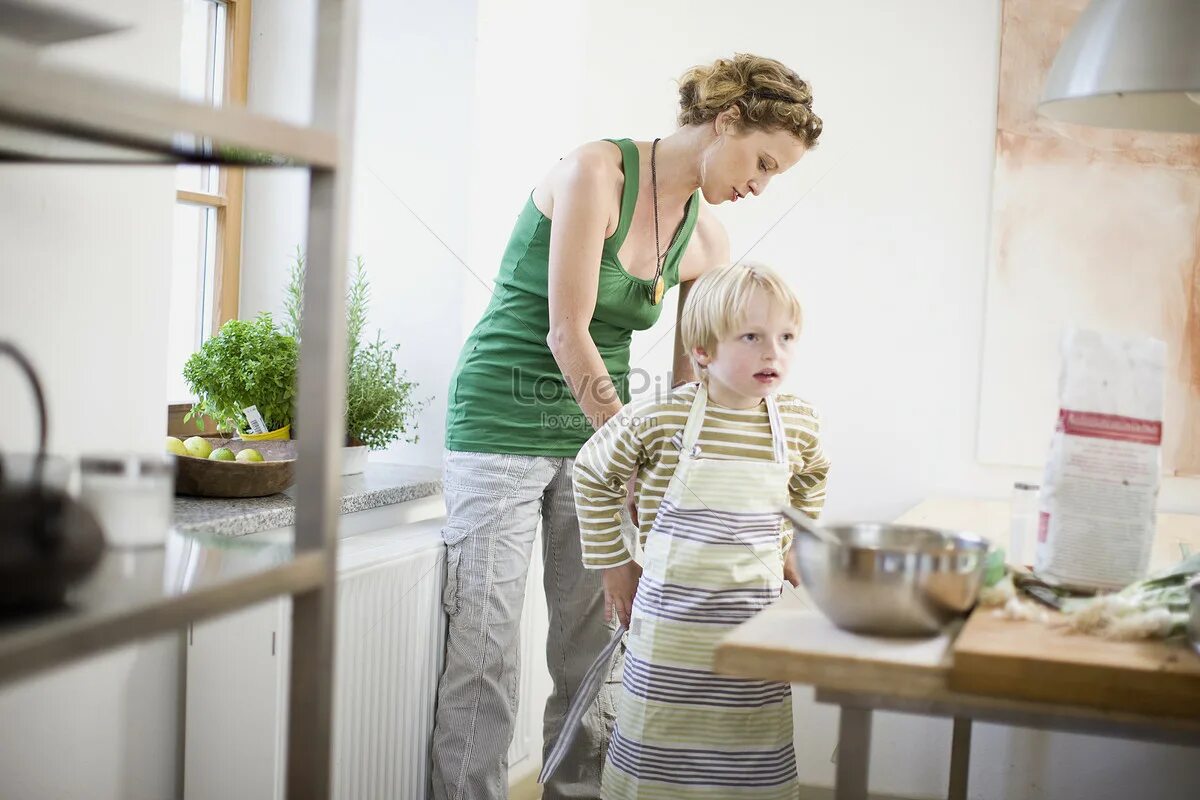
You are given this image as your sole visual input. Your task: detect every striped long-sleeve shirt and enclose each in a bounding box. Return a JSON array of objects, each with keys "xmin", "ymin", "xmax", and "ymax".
[{"xmin": 573, "ymin": 382, "xmax": 830, "ymax": 569}]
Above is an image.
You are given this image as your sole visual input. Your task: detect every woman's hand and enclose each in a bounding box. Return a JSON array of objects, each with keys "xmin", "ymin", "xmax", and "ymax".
[{"xmin": 602, "ymin": 561, "xmax": 643, "ymax": 628}]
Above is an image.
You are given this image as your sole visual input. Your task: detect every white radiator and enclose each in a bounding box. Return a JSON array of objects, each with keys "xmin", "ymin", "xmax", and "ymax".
[
  {"xmin": 333, "ymin": 524, "xmax": 446, "ymax": 800},
  {"xmin": 507, "ymin": 534, "xmax": 554, "ymax": 784}
]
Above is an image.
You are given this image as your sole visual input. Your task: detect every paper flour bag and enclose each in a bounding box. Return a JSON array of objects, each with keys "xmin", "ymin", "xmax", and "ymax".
[{"xmin": 1034, "ymin": 329, "xmax": 1166, "ymax": 592}]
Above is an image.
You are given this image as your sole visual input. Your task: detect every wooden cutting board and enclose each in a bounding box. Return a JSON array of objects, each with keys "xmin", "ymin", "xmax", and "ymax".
[{"xmin": 948, "ymin": 608, "xmax": 1200, "ymax": 719}]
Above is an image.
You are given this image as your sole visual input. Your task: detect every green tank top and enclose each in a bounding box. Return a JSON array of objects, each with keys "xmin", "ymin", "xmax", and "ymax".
[{"xmin": 445, "ymin": 138, "xmax": 700, "ymax": 457}]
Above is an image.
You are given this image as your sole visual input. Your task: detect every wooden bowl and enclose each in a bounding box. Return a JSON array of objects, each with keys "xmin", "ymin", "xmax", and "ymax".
[{"xmin": 174, "ymin": 438, "xmax": 297, "ymax": 498}]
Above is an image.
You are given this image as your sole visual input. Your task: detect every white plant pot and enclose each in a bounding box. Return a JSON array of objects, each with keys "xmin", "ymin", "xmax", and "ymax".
[{"xmin": 341, "ymin": 445, "xmax": 368, "ymax": 476}]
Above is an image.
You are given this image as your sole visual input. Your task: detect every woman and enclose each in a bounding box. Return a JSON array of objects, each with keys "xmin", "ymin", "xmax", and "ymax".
[{"xmin": 431, "ymin": 53, "xmax": 823, "ymax": 800}]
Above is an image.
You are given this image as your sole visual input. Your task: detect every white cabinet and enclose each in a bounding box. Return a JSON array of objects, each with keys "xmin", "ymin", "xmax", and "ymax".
[{"xmin": 184, "ymin": 600, "xmax": 290, "ymax": 800}]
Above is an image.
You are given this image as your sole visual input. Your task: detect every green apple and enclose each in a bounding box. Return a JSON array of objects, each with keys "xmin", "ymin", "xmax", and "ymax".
[
  {"xmin": 184, "ymin": 436, "xmax": 213, "ymax": 459},
  {"xmin": 236, "ymin": 448, "xmax": 264, "ymax": 463},
  {"xmin": 165, "ymin": 436, "xmax": 189, "ymax": 457},
  {"xmin": 209, "ymin": 447, "xmax": 235, "ymax": 462}
]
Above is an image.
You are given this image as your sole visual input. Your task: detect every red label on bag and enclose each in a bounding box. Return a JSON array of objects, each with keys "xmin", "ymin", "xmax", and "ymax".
[
  {"xmin": 1057, "ymin": 410, "xmax": 1162, "ymax": 445},
  {"xmin": 1037, "ymin": 511, "xmax": 1050, "ymax": 543}
]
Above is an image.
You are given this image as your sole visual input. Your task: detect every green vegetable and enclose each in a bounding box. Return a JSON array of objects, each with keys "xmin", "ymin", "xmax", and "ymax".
[
  {"xmin": 1061, "ymin": 553, "xmax": 1200, "ymax": 639},
  {"xmin": 983, "ymin": 547, "xmax": 1007, "ymax": 588},
  {"xmin": 183, "ymin": 313, "xmax": 297, "ymax": 434}
]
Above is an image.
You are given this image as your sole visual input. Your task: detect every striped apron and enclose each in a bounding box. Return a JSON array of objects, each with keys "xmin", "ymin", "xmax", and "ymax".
[{"xmin": 603, "ymin": 383, "xmax": 799, "ymax": 799}]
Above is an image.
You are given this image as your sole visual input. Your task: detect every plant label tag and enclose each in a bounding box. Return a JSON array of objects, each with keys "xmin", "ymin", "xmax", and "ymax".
[{"xmin": 243, "ymin": 405, "xmax": 269, "ymax": 434}]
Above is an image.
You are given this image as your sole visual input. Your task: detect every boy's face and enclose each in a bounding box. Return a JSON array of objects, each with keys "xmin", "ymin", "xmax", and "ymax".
[{"xmin": 693, "ymin": 289, "xmax": 799, "ymax": 407}]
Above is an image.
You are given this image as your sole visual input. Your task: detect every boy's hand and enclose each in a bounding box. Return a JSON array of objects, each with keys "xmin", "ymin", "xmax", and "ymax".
[
  {"xmin": 783, "ymin": 544, "xmax": 801, "ymax": 587},
  {"xmin": 782, "ymin": 556, "xmax": 801, "ymax": 587},
  {"xmin": 602, "ymin": 561, "xmax": 643, "ymax": 628}
]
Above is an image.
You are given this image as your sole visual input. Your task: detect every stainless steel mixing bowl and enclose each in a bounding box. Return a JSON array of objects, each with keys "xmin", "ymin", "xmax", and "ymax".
[{"xmin": 793, "ymin": 522, "xmax": 991, "ymax": 637}]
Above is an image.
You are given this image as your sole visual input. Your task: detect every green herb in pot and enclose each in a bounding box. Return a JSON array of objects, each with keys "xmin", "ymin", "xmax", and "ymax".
[
  {"xmin": 283, "ymin": 249, "xmax": 428, "ymax": 450},
  {"xmin": 182, "ymin": 313, "xmax": 297, "ymax": 435}
]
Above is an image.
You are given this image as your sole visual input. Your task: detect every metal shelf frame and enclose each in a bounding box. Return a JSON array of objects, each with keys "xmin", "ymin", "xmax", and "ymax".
[
  {"xmin": 0, "ymin": 2, "xmax": 360, "ymax": 797},
  {"xmin": 0, "ymin": 51, "xmax": 338, "ymax": 166}
]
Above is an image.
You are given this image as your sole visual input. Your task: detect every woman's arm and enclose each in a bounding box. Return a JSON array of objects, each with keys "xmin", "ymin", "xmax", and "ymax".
[
  {"xmin": 672, "ymin": 280, "xmax": 696, "ymax": 387},
  {"xmin": 671, "ymin": 204, "xmax": 731, "ymax": 386},
  {"xmin": 545, "ymin": 145, "xmax": 626, "ymax": 430}
]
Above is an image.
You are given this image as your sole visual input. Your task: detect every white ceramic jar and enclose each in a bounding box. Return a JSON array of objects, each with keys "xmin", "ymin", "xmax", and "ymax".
[{"xmin": 79, "ymin": 454, "xmax": 175, "ymax": 548}]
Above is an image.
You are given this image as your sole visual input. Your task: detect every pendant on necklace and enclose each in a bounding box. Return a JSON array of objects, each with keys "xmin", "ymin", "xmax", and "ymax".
[{"xmin": 651, "ymin": 275, "xmax": 665, "ymax": 305}]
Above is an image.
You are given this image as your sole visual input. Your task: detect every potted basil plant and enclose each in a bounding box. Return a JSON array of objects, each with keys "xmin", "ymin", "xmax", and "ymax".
[{"xmin": 183, "ymin": 313, "xmax": 297, "ymax": 438}]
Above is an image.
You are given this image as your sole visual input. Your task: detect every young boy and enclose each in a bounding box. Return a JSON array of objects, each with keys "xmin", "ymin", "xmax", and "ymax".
[{"xmin": 573, "ymin": 262, "xmax": 830, "ymax": 799}]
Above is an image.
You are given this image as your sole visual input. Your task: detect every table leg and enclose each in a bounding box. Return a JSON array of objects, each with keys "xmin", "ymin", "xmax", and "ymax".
[
  {"xmin": 834, "ymin": 705, "xmax": 873, "ymax": 800},
  {"xmin": 948, "ymin": 716, "xmax": 972, "ymax": 800}
]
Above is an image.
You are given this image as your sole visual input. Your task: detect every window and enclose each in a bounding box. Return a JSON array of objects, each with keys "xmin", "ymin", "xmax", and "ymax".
[{"xmin": 166, "ymin": 0, "xmax": 251, "ymax": 407}]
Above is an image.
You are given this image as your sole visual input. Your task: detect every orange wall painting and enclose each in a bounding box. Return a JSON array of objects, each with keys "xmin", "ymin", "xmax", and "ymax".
[{"xmin": 978, "ymin": 0, "xmax": 1200, "ymax": 476}]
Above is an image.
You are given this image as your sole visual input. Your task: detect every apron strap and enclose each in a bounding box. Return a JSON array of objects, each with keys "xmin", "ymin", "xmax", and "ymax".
[
  {"xmin": 766, "ymin": 395, "xmax": 788, "ymax": 464},
  {"xmin": 680, "ymin": 382, "xmax": 709, "ymax": 452},
  {"xmin": 538, "ymin": 624, "xmax": 626, "ymax": 784},
  {"xmin": 683, "ymin": 383, "xmax": 789, "ymax": 464}
]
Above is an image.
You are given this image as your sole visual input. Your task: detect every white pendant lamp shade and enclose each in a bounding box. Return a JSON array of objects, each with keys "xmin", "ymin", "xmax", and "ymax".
[{"xmin": 1039, "ymin": 0, "xmax": 1200, "ymax": 133}]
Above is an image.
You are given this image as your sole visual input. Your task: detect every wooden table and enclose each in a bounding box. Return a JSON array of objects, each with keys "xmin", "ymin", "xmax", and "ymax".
[{"xmin": 713, "ymin": 498, "xmax": 1200, "ymax": 800}]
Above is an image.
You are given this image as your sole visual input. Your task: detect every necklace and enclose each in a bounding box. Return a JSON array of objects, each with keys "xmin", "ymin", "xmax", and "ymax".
[{"xmin": 649, "ymin": 138, "xmax": 666, "ymax": 305}]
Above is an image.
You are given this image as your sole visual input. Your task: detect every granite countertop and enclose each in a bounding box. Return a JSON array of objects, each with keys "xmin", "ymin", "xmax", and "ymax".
[{"xmin": 173, "ymin": 463, "xmax": 442, "ymax": 537}]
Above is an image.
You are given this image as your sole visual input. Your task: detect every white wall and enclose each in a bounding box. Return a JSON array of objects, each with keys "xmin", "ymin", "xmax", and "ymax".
[
  {"xmin": 463, "ymin": 0, "xmax": 588, "ymax": 335},
  {"xmin": 0, "ymin": 2, "xmax": 183, "ymax": 799},
  {"xmin": 237, "ymin": 0, "xmax": 315, "ymax": 330},
  {"xmin": 349, "ymin": 0, "xmax": 477, "ymax": 466},
  {"xmin": 240, "ymin": 0, "xmax": 479, "ymax": 468},
  {"xmin": 576, "ymin": 2, "xmax": 1199, "ymax": 798}
]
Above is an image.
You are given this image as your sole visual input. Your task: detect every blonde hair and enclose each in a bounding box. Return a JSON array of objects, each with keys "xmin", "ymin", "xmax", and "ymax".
[
  {"xmin": 681, "ymin": 263, "xmax": 803, "ymax": 367},
  {"xmin": 678, "ymin": 54, "xmax": 822, "ymax": 148}
]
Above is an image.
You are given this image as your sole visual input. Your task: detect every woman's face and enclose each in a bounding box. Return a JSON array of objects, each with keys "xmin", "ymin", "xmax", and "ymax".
[{"xmin": 700, "ymin": 119, "xmax": 810, "ymax": 205}]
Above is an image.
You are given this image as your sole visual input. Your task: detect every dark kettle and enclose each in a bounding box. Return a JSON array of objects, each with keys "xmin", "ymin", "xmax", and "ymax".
[{"xmin": 0, "ymin": 342, "xmax": 105, "ymax": 614}]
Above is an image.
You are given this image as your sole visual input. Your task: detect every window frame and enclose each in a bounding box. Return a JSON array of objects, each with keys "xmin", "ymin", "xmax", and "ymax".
[{"xmin": 169, "ymin": 0, "xmax": 252, "ymax": 433}]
